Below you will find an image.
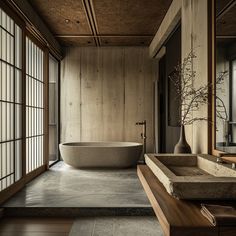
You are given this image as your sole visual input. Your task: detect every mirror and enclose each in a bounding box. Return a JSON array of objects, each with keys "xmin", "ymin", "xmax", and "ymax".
[{"xmin": 215, "ymin": 0, "xmax": 236, "ymax": 153}]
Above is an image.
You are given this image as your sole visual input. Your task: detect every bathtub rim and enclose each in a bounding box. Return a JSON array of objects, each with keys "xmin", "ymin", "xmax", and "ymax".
[{"xmin": 59, "ymin": 141, "xmax": 143, "ymax": 148}]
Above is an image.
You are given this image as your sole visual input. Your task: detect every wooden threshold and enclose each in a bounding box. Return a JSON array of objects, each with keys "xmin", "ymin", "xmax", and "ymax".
[
  {"xmin": 0, "ymin": 217, "xmax": 74, "ymax": 236},
  {"xmin": 137, "ymin": 165, "xmax": 220, "ymax": 236}
]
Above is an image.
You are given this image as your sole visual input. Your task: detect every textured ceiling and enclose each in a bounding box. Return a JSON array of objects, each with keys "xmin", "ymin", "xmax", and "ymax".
[
  {"xmin": 29, "ymin": 0, "xmax": 91, "ymax": 35},
  {"xmin": 216, "ymin": 1, "xmax": 236, "ymax": 36},
  {"xmin": 93, "ymin": 0, "xmax": 171, "ymax": 35},
  {"xmin": 28, "ymin": 0, "xmax": 173, "ymax": 47},
  {"xmin": 216, "ymin": 0, "xmax": 233, "ymax": 16}
]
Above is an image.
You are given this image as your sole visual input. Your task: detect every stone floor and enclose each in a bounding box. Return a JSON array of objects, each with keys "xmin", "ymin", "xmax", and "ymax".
[
  {"xmin": 4, "ymin": 162, "xmax": 151, "ymax": 208},
  {"xmin": 69, "ymin": 216, "xmax": 163, "ymax": 236}
]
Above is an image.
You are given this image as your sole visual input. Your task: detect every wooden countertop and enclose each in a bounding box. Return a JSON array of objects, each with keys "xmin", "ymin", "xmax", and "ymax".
[
  {"xmin": 221, "ymin": 156, "xmax": 236, "ymax": 165},
  {"xmin": 137, "ymin": 165, "xmax": 236, "ymax": 236}
]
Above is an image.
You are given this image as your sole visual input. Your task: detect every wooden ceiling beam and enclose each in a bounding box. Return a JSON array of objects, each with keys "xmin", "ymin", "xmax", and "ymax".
[
  {"xmin": 55, "ymin": 34, "xmax": 153, "ymax": 38},
  {"xmin": 82, "ymin": 0, "xmax": 100, "ymax": 46},
  {"xmin": 26, "ymin": 0, "xmax": 173, "ymax": 47}
]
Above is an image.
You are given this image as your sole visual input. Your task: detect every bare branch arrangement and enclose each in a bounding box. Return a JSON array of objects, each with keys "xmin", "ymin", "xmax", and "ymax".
[
  {"xmin": 169, "ymin": 50, "xmax": 228, "ymax": 126},
  {"xmin": 215, "ymin": 72, "xmax": 228, "ymax": 122}
]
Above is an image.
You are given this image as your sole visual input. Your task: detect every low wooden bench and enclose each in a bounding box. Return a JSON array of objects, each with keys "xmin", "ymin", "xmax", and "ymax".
[{"xmin": 137, "ymin": 165, "xmax": 236, "ymax": 236}]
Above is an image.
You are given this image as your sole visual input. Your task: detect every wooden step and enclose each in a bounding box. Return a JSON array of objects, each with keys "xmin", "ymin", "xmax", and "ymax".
[{"xmin": 0, "ymin": 217, "xmax": 73, "ymax": 236}]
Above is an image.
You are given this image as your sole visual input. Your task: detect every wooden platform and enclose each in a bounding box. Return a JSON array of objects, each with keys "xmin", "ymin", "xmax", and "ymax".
[{"xmin": 137, "ymin": 165, "xmax": 236, "ymax": 236}]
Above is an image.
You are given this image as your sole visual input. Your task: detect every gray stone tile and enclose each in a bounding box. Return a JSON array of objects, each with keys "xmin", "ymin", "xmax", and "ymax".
[
  {"xmin": 93, "ymin": 218, "xmax": 115, "ymax": 236},
  {"xmin": 69, "ymin": 218, "xmax": 95, "ymax": 236},
  {"xmin": 69, "ymin": 217, "xmax": 163, "ymax": 236},
  {"xmin": 4, "ymin": 162, "xmax": 151, "ymax": 208},
  {"xmin": 113, "ymin": 217, "xmax": 163, "ymax": 236}
]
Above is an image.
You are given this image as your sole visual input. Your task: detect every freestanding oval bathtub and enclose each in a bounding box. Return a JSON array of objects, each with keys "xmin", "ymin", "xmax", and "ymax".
[{"xmin": 59, "ymin": 142, "xmax": 143, "ymax": 168}]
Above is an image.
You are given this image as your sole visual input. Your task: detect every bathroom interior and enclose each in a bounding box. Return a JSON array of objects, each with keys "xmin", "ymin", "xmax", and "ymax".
[{"xmin": 0, "ymin": 0, "xmax": 236, "ymax": 235}]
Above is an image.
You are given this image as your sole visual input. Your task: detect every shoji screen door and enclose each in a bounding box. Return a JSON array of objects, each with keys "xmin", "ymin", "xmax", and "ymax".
[
  {"xmin": 25, "ymin": 36, "xmax": 44, "ymax": 174},
  {"xmin": 0, "ymin": 8, "xmax": 23, "ymax": 191}
]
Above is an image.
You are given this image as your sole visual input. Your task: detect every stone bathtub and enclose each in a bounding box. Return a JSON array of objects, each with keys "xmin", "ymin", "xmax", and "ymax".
[{"xmin": 59, "ymin": 142, "xmax": 143, "ymax": 168}]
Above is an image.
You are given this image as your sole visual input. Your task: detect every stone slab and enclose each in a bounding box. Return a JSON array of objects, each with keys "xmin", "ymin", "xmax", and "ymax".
[
  {"xmin": 145, "ymin": 154, "xmax": 236, "ymax": 199},
  {"xmin": 4, "ymin": 162, "xmax": 150, "ymax": 208}
]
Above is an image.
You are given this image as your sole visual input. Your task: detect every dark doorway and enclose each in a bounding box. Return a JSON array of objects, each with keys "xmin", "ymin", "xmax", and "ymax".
[{"xmin": 158, "ymin": 24, "xmax": 181, "ymax": 153}]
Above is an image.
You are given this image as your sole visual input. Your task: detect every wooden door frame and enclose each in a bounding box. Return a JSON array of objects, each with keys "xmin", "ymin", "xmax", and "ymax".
[
  {"xmin": 210, "ymin": 0, "xmax": 236, "ymax": 156},
  {"xmin": 209, "ymin": 0, "xmax": 217, "ymax": 156},
  {"xmin": 48, "ymin": 54, "xmax": 61, "ymax": 168},
  {"xmin": 210, "ymin": 0, "xmax": 224, "ymax": 156}
]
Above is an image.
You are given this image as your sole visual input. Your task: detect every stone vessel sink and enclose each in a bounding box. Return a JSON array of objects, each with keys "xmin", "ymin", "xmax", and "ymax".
[{"xmin": 145, "ymin": 154, "xmax": 236, "ymax": 200}]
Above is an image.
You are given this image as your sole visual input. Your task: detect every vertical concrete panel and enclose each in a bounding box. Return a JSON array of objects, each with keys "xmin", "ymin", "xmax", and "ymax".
[
  {"xmin": 80, "ymin": 47, "xmax": 103, "ymax": 141},
  {"xmin": 182, "ymin": 0, "xmax": 194, "ymax": 151},
  {"xmin": 191, "ymin": 0, "xmax": 209, "ymax": 153},
  {"xmin": 124, "ymin": 47, "xmax": 155, "ymax": 152},
  {"xmin": 102, "ymin": 48, "xmax": 124, "ymax": 141},
  {"xmin": 182, "ymin": 0, "xmax": 209, "ymax": 153},
  {"xmin": 60, "ymin": 48, "xmax": 81, "ymax": 142},
  {"xmin": 143, "ymin": 49, "xmax": 155, "ymax": 152},
  {"xmin": 124, "ymin": 48, "xmax": 145, "ymax": 145}
]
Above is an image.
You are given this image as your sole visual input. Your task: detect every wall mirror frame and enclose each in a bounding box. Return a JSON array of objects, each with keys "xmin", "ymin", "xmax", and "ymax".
[{"xmin": 212, "ymin": 0, "xmax": 236, "ymax": 156}]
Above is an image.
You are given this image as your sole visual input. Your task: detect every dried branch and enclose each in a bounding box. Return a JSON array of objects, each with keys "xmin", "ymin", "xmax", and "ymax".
[{"xmin": 169, "ymin": 51, "xmax": 228, "ymax": 126}]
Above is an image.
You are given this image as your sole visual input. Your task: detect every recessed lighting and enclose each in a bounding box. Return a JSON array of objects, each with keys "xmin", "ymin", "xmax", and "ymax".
[{"xmin": 65, "ymin": 19, "xmax": 70, "ymax": 24}]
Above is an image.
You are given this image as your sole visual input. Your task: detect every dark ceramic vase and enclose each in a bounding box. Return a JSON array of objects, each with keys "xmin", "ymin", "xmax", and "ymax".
[{"xmin": 174, "ymin": 125, "xmax": 192, "ymax": 153}]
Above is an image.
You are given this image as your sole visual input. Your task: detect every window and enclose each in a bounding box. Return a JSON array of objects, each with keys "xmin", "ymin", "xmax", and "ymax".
[{"xmin": 0, "ymin": 8, "xmax": 23, "ymax": 191}]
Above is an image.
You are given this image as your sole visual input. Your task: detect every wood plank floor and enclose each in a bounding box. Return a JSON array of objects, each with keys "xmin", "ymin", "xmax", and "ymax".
[{"xmin": 0, "ymin": 217, "xmax": 74, "ymax": 236}]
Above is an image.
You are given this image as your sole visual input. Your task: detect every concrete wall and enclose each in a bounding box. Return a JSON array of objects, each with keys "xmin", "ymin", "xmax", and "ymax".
[
  {"xmin": 60, "ymin": 47, "xmax": 156, "ymax": 152},
  {"xmin": 181, "ymin": 0, "xmax": 209, "ymax": 154},
  {"xmin": 150, "ymin": 0, "xmax": 210, "ymax": 154}
]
